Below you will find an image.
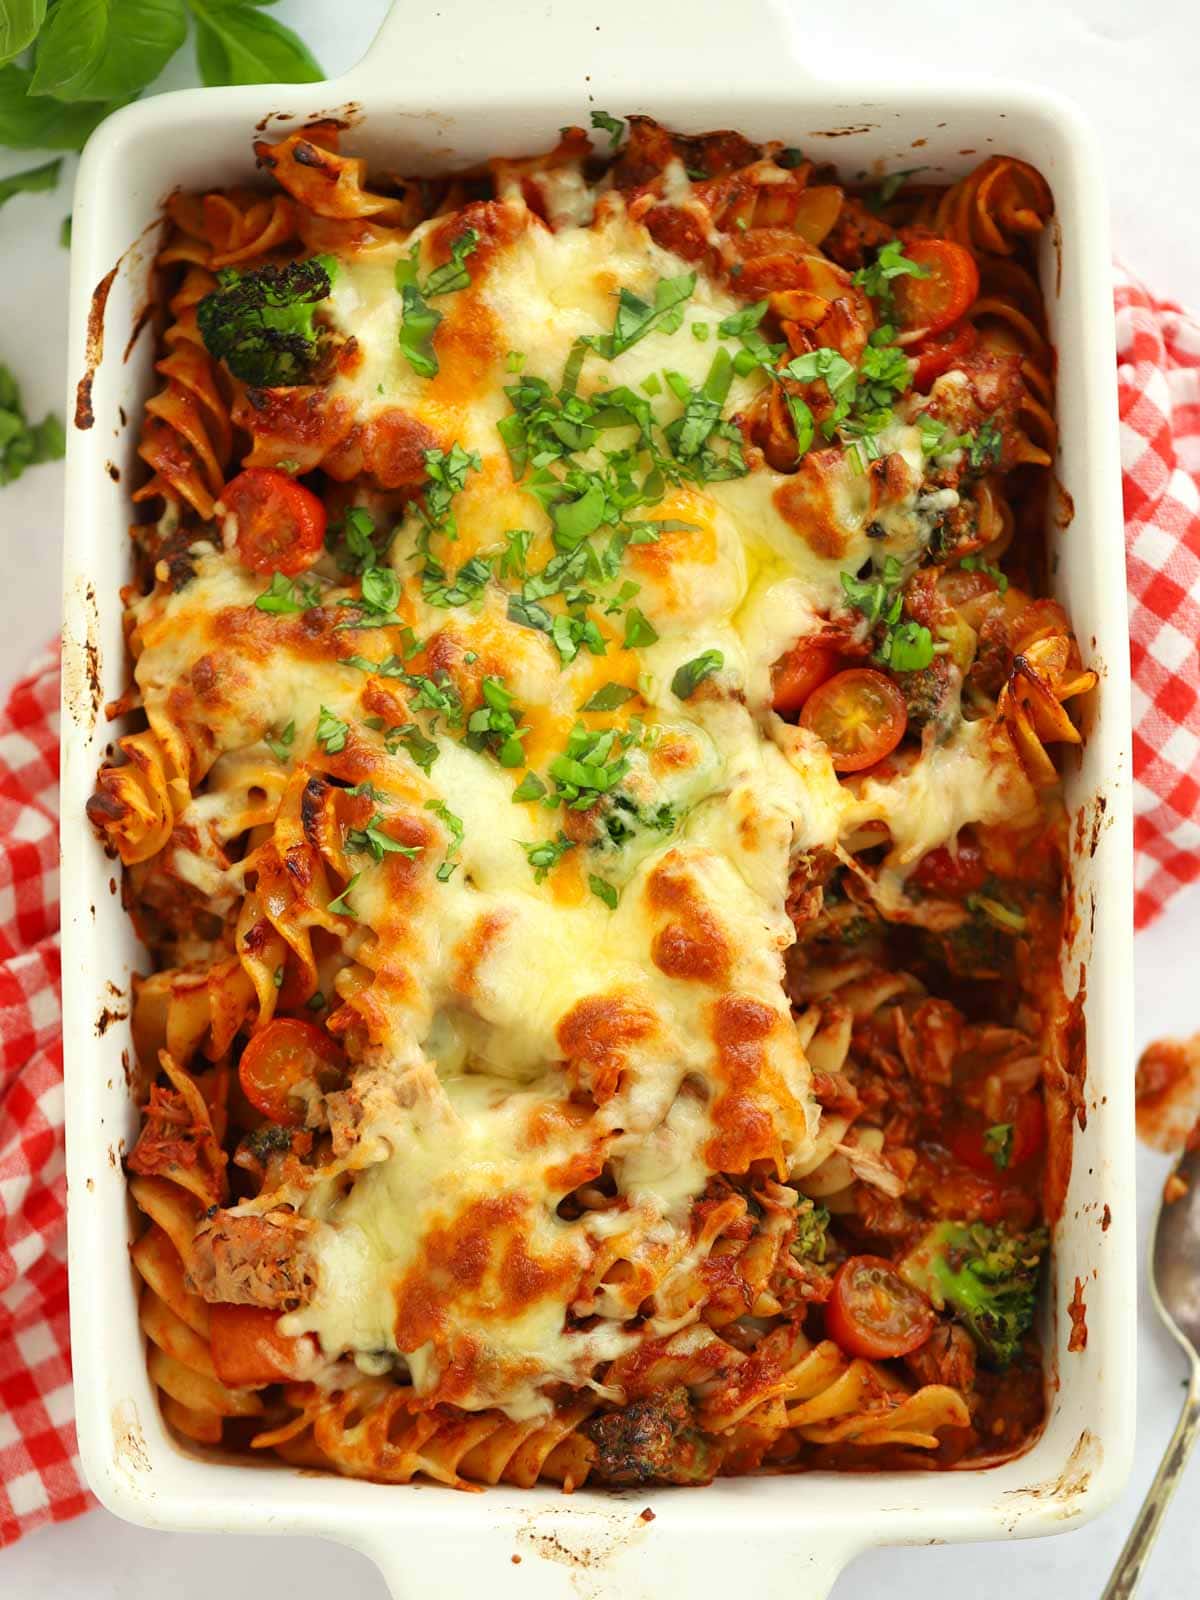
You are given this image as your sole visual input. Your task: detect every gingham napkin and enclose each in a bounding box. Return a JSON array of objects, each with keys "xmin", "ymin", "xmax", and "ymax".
[{"xmin": 2, "ymin": 271, "xmax": 1199, "ymax": 1546}]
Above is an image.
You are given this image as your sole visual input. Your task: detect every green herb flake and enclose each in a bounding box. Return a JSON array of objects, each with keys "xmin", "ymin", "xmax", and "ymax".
[
  {"xmin": 622, "ymin": 608, "xmax": 659, "ymax": 649},
  {"xmin": 520, "ymin": 831, "xmax": 576, "ymax": 884},
  {"xmin": 328, "ymin": 873, "xmax": 361, "ymax": 918},
  {"xmin": 671, "ymin": 649, "xmax": 724, "ymax": 700},
  {"xmin": 316, "ymin": 706, "xmax": 350, "ymax": 754},
  {"xmin": 254, "ymin": 571, "xmax": 323, "ymax": 615},
  {"xmin": 512, "ymin": 771, "xmax": 548, "ymax": 803},
  {"xmin": 590, "ymin": 110, "xmax": 625, "ymax": 149},
  {"xmin": 586, "ymin": 273, "xmax": 695, "ymax": 360},
  {"xmin": 581, "ymin": 683, "xmax": 636, "ymax": 713},
  {"xmin": 345, "ymin": 813, "xmax": 424, "ymax": 864},
  {"xmin": 589, "ymin": 874, "xmax": 619, "ymax": 909},
  {"xmin": 425, "ymin": 799, "xmax": 465, "ymax": 881},
  {"xmin": 984, "ymin": 1123, "xmax": 1014, "ymax": 1170},
  {"xmin": 265, "ymin": 720, "xmax": 295, "ymax": 763},
  {"xmin": 960, "ymin": 554, "xmax": 1009, "ymax": 594}
]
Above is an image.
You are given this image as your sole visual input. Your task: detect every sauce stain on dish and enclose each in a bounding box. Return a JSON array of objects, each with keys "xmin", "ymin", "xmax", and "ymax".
[
  {"xmin": 74, "ymin": 265, "xmax": 118, "ymax": 431},
  {"xmin": 1066, "ymin": 1276, "xmax": 1088, "ymax": 1352},
  {"xmin": 111, "ymin": 1399, "xmax": 151, "ymax": 1474}
]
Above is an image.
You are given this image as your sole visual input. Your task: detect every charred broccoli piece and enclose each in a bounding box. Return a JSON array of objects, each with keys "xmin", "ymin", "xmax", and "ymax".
[
  {"xmin": 900, "ymin": 1221, "xmax": 1048, "ymax": 1368},
  {"xmin": 792, "ymin": 1199, "xmax": 830, "ymax": 1265},
  {"xmin": 585, "ymin": 1385, "xmax": 718, "ymax": 1485},
  {"xmin": 196, "ymin": 255, "xmax": 337, "ymax": 386}
]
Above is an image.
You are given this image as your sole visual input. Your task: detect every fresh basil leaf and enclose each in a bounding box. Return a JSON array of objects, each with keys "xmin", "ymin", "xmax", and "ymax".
[
  {"xmin": 717, "ymin": 301, "xmax": 768, "ymax": 339},
  {"xmin": 185, "ymin": 0, "xmax": 322, "ymax": 85},
  {"xmin": 512, "ymin": 771, "xmax": 547, "ymax": 803},
  {"xmin": 0, "ymin": 63, "xmax": 123, "ymax": 147},
  {"xmin": 520, "ymin": 830, "xmax": 575, "ymax": 884},
  {"xmin": 878, "ymin": 619, "xmax": 934, "ymax": 672},
  {"xmin": 423, "ymin": 227, "xmax": 479, "ymax": 297},
  {"xmin": 586, "ymin": 273, "xmax": 695, "ymax": 360},
  {"xmin": 316, "ymin": 705, "xmax": 349, "ymax": 754},
  {"xmin": 0, "ymin": 0, "xmax": 45, "ymax": 67},
  {"xmin": 622, "ymin": 607, "xmax": 658, "ymax": 649},
  {"xmin": 397, "ymin": 282, "xmax": 441, "ymax": 378},
  {"xmin": 590, "ymin": 109, "xmax": 623, "ymax": 149},
  {"xmin": 425, "ymin": 798, "xmax": 464, "ymax": 881},
  {"xmin": 31, "ymin": 0, "xmax": 187, "ymax": 103},
  {"xmin": 0, "ymin": 360, "xmax": 66, "ymax": 485},
  {"xmin": 786, "ymin": 393, "xmax": 814, "ymax": 457},
  {"xmin": 360, "ymin": 564, "xmax": 401, "ymax": 614},
  {"xmin": 327, "ymin": 872, "xmax": 360, "ymax": 918},
  {"xmin": 265, "ymin": 720, "xmax": 294, "ymax": 763},
  {"xmin": 671, "ymin": 649, "xmax": 723, "ymax": 700},
  {"xmin": 0, "ymin": 155, "xmax": 59, "ymax": 208},
  {"xmin": 581, "ymin": 683, "xmax": 635, "ymax": 712},
  {"xmin": 253, "ymin": 570, "xmax": 322, "ymax": 614},
  {"xmin": 551, "ymin": 479, "xmax": 607, "ymax": 547}
]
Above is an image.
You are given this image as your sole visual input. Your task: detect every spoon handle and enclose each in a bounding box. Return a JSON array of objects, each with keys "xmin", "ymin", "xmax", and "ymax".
[{"xmin": 1101, "ymin": 1360, "xmax": 1200, "ymax": 1600}]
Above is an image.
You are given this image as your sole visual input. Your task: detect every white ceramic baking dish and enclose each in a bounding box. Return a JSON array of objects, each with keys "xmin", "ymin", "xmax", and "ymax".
[{"xmin": 59, "ymin": 1, "xmax": 1136, "ymax": 1593}]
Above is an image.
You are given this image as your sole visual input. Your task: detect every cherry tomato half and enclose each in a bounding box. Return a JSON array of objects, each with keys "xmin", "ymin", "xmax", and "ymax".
[
  {"xmin": 913, "ymin": 836, "xmax": 988, "ymax": 897},
  {"xmin": 209, "ymin": 1303, "xmax": 308, "ymax": 1387},
  {"xmin": 799, "ymin": 668, "xmax": 908, "ymax": 773},
  {"xmin": 771, "ymin": 638, "xmax": 839, "ymax": 718},
  {"xmin": 948, "ymin": 1093, "xmax": 1047, "ymax": 1177},
  {"xmin": 222, "ymin": 468, "xmax": 327, "ymax": 576},
  {"xmin": 910, "ymin": 319, "xmax": 978, "ymax": 389},
  {"xmin": 238, "ymin": 1017, "xmax": 343, "ymax": 1127},
  {"xmin": 825, "ymin": 1255, "xmax": 936, "ymax": 1360},
  {"xmin": 893, "ymin": 239, "xmax": 980, "ymax": 339}
]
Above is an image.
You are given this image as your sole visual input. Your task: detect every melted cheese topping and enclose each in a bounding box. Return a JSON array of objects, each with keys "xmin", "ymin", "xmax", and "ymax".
[{"xmin": 131, "ymin": 192, "xmax": 1042, "ymax": 1420}]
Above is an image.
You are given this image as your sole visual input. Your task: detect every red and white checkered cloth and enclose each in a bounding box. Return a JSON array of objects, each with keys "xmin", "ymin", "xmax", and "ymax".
[
  {"xmin": 2, "ymin": 271, "xmax": 1200, "ymax": 1547},
  {"xmin": 1117, "ymin": 267, "xmax": 1200, "ymax": 924}
]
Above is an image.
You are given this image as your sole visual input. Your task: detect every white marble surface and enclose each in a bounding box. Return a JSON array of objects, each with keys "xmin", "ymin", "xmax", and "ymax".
[{"xmin": 3, "ymin": 0, "xmax": 1199, "ymax": 1594}]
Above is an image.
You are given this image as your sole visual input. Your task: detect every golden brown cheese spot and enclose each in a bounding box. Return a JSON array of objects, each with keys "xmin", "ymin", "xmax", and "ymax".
[
  {"xmin": 627, "ymin": 509, "xmax": 717, "ymax": 580},
  {"xmin": 645, "ymin": 856, "xmax": 732, "ymax": 986},
  {"xmin": 705, "ymin": 994, "xmax": 782, "ymax": 1174},
  {"xmin": 357, "ymin": 408, "xmax": 443, "ymax": 490},
  {"xmin": 452, "ymin": 909, "xmax": 513, "ymax": 999},
  {"xmin": 557, "ymin": 994, "xmax": 658, "ymax": 1105},
  {"xmin": 772, "ymin": 448, "xmax": 852, "ymax": 560},
  {"xmin": 391, "ymin": 1193, "xmax": 582, "ymax": 1403}
]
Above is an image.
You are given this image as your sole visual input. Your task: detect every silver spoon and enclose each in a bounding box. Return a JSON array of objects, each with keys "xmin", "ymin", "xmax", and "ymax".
[{"xmin": 1101, "ymin": 1144, "xmax": 1200, "ymax": 1600}]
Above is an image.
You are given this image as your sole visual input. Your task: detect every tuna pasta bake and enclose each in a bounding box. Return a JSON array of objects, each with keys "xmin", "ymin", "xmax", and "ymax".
[{"xmin": 90, "ymin": 114, "xmax": 1093, "ymax": 1490}]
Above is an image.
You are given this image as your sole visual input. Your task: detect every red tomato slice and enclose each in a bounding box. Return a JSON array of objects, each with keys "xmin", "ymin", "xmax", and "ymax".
[
  {"xmin": 912, "ymin": 836, "xmax": 987, "ymax": 897},
  {"xmin": 209, "ymin": 1303, "xmax": 309, "ymax": 1387},
  {"xmin": 798, "ymin": 668, "xmax": 908, "ymax": 773},
  {"xmin": 910, "ymin": 320, "xmax": 978, "ymax": 389},
  {"xmin": 948, "ymin": 1093, "xmax": 1046, "ymax": 1176},
  {"xmin": 237, "ymin": 1017, "xmax": 343, "ymax": 1127},
  {"xmin": 893, "ymin": 239, "xmax": 980, "ymax": 339},
  {"xmin": 771, "ymin": 638, "xmax": 839, "ymax": 717},
  {"xmin": 825, "ymin": 1255, "xmax": 936, "ymax": 1360},
  {"xmin": 222, "ymin": 468, "xmax": 327, "ymax": 576}
]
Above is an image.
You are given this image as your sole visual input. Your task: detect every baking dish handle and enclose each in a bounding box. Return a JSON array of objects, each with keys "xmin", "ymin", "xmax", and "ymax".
[
  {"xmin": 348, "ymin": 0, "xmax": 807, "ymax": 99},
  {"xmin": 356, "ymin": 1520, "xmax": 859, "ymax": 1600}
]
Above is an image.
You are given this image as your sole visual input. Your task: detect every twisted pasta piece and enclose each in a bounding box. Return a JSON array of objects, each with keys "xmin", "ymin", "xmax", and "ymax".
[
  {"xmin": 86, "ymin": 728, "xmax": 188, "ymax": 865},
  {"xmin": 126, "ymin": 1055, "xmax": 264, "ymax": 1444},
  {"xmin": 921, "ymin": 157, "xmax": 1053, "ymax": 257},
  {"xmin": 132, "ymin": 956, "xmax": 257, "ymax": 1069},
  {"xmin": 254, "ymin": 1383, "xmax": 598, "ymax": 1490}
]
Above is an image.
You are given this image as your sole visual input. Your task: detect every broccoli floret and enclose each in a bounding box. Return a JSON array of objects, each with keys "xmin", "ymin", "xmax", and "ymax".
[
  {"xmin": 900, "ymin": 1221, "xmax": 1048, "ymax": 1368},
  {"xmin": 196, "ymin": 255, "xmax": 337, "ymax": 386},
  {"xmin": 585, "ymin": 1385, "xmax": 718, "ymax": 1485},
  {"xmin": 792, "ymin": 1199, "xmax": 830, "ymax": 1264}
]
